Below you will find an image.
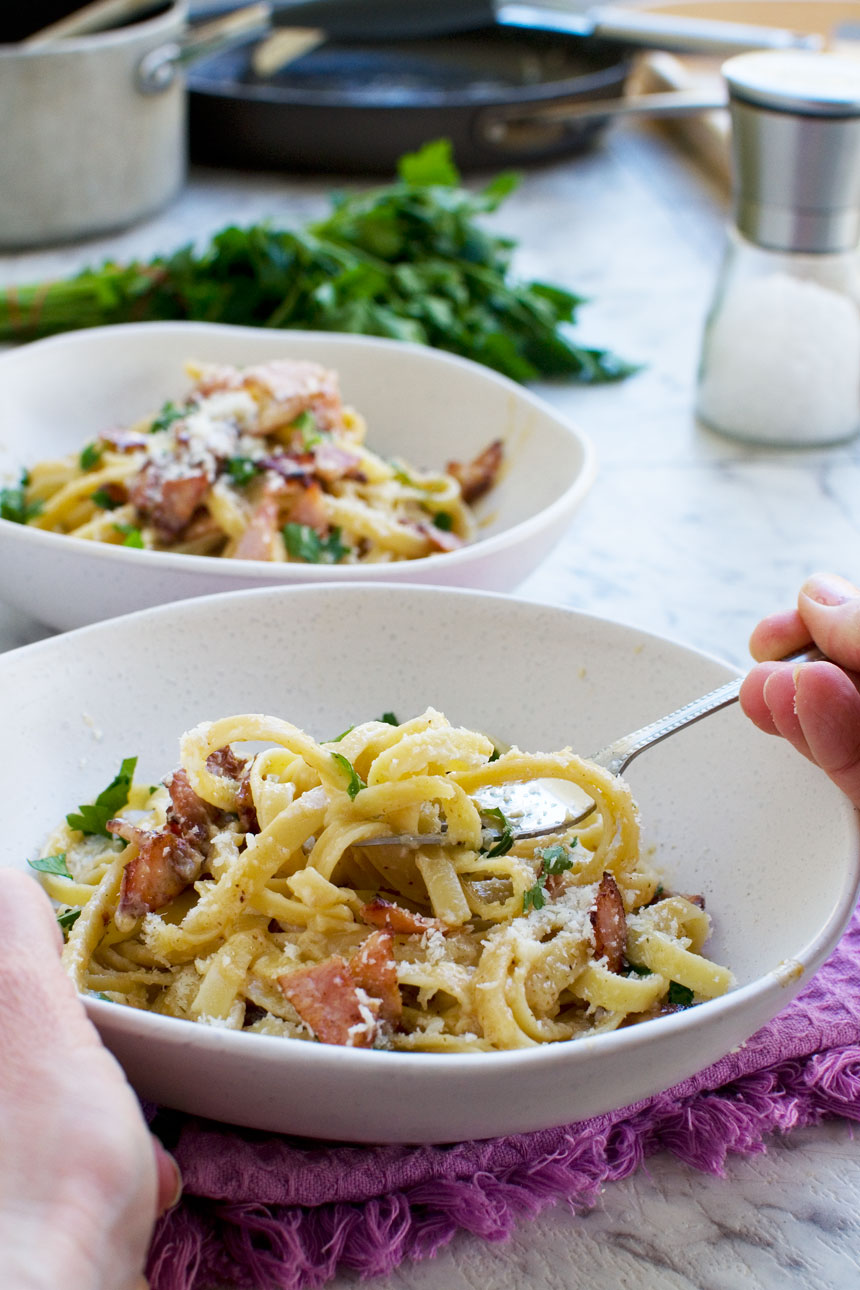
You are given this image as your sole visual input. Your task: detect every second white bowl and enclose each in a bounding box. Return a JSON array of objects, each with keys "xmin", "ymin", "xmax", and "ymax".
[{"xmin": 0, "ymin": 322, "xmax": 595, "ymax": 629}]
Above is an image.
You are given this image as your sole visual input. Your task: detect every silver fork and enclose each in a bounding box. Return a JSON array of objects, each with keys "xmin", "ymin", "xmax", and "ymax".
[{"xmin": 358, "ymin": 647, "xmax": 822, "ymax": 849}]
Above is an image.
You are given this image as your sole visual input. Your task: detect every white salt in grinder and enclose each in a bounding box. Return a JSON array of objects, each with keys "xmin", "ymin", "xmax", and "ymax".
[{"xmin": 696, "ymin": 50, "xmax": 860, "ymax": 447}]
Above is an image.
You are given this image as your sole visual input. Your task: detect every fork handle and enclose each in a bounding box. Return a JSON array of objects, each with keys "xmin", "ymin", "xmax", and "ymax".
[{"xmin": 592, "ymin": 646, "xmax": 824, "ymax": 777}]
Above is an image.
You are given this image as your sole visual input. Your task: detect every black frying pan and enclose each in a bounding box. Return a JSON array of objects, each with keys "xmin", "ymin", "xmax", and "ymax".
[{"xmin": 187, "ymin": 25, "xmax": 632, "ymax": 174}]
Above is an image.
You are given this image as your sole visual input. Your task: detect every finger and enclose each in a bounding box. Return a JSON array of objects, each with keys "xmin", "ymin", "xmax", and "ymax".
[
  {"xmin": 152, "ymin": 1139, "xmax": 183, "ymax": 1216},
  {"xmin": 0, "ymin": 870, "xmax": 99, "ymax": 1051},
  {"xmin": 761, "ymin": 667, "xmax": 815, "ymax": 763},
  {"xmin": 794, "ymin": 662, "xmax": 860, "ymax": 810},
  {"xmin": 797, "ymin": 573, "xmax": 860, "ymax": 671},
  {"xmin": 739, "ymin": 661, "xmax": 786, "ymax": 734},
  {"xmin": 0, "ymin": 869, "xmax": 64, "ymax": 958},
  {"xmin": 749, "ymin": 609, "xmax": 811, "ymax": 663}
]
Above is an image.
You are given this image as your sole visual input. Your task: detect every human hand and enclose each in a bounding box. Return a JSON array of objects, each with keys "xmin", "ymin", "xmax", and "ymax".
[
  {"xmin": 0, "ymin": 869, "xmax": 181, "ymax": 1290},
  {"xmin": 739, "ymin": 572, "xmax": 860, "ymax": 810}
]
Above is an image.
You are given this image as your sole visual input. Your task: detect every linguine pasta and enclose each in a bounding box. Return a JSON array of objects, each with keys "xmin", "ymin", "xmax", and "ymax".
[
  {"xmin": 37, "ymin": 709, "xmax": 733, "ymax": 1053},
  {"xmin": 17, "ymin": 358, "xmax": 503, "ymax": 564}
]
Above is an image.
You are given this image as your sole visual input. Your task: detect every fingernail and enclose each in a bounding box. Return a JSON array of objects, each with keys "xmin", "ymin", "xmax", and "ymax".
[
  {"xmin": 165, "ymin": 1155, "xmax": 183, "ymax": 1211},
  {"xmin": 801, "ymin": 572, "xmax": 858, "ymax": 608},
  {"xmin": 155, "ymin": 1145, "xmax": 183, "ymax": 1214}
]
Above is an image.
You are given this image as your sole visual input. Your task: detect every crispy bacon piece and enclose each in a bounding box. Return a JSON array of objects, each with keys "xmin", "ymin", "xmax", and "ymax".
[
  {"xmin": 108, "ymin": 819, "xmax": 203, "ymax": 925},
  {"xmin": 359, "ymin": 896, "xmax": 447, "ymax": 937},
  {"xmin": 348, "ymin": 931, "xmax": 401, "ymax": 1024},
  {"xmin": 590, "ymin": 872, "xmax": 627, "ymax": 974},
  {"xmin": 179, "ymin": 510, "xmax": 223, "ymax": 548},
  {"xmin": 446, "ymin": 439, "xmax": 503, "ymax": 504},
  {"xmin": 414, "ymin": 521, "xmax": 464, "ymax": 554},
  {"xmin": 207, "ymin": 747, "xmax": 246, "ymax": 779},
  {"xmin": 284, "ymin": 479, "xmax": 330, "ymax": 533},
  {"xmin": 544, "ymin": 872, "xmax": 568, "ymax": 900},
  {"xmin": 279, "ymin": 958, "xmax": 379, "ymax": 1047},
  {"xmin": 109, "ymin": 767, "xmax": 222, "ymax": 925},
  {"xmin": 312, "ymin": 440, "xmax": 362, "ymax": 483},
  {"xmin": 235, "ymin": 776, "xmax": 260, "ymax": 835},
  {"xmin": 206, "ymin": 747, "xmax": 260, "ymax": 835},
  {"xmin": 192, "ymin": 360, "xmax": 346, "ymax": 435},
  {"xmin": 130, "ymin": 463, "xmax": 210, "ymax": 540},
  {"xmin": 232, "ymin": 493, "xmax": 281, "ymax": 561},
  {"xmin": 258, "ymin": 454, "xmax": 313, "ymax": 485},
  {"xmin": 165, "ymin": 768, "xmax": 219, "ymax": 849}
]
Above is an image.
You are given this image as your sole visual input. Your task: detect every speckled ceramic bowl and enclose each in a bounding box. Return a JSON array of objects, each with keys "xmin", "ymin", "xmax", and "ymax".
[
  {"xmin": 2, "ymin": 584, "xmax": 857, "ymax": 1143},
  {"xmin": 0, "ymin": 322, "xmax": 595, "ymax": 629}
]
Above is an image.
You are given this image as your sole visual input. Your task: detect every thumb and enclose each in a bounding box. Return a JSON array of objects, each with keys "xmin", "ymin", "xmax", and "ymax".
[
  {"xmin": 152, "ymin": 1138, "xmax": 182, "ymax": 1216},
  {"xmin": 799, "ymin": 573, "xmax": 860, "ymax": 671}
]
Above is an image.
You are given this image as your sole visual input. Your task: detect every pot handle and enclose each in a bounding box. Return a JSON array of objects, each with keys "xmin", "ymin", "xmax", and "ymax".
[
  {"xmin": 137, "ymin": 2, "xmax": 273, "ymax": 93},
  {"xmin": 476, "ymin": 88, "xmax": 728, "ymax": 154}
]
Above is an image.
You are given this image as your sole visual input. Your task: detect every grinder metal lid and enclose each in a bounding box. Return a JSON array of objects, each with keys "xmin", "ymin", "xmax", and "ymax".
[{"xmin": 721, "ymin": 50, "xmax": 860, "ymax": 253}]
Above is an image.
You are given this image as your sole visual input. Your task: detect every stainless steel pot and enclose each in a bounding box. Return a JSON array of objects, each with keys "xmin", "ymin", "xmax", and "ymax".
[{"xmin": 0, "ymin": 1, "xmax": 188, "ymax": 248}]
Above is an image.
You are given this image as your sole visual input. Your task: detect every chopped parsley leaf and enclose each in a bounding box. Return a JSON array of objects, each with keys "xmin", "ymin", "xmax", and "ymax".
[
  {"xmin": 1, "ymin": 475, "xmax": 43, "ymax": 525},
  {"xmin": 522, "ymin": 840, "xmax": 578, "ymax": 913},
  {"xmin": 66, "ymin": 756, "xmax": 138, "ymax": 837},
  {"xmin": 627, "ymin": 962, "xmax": 653, "ymax": 977},
  {"xmin": 57, "ymin": 908, "xmax": 81, "ymax": 932},
  {"xmin": 79, "ymin": 441, "xmax": 103, "ymax": 471},
  {"xmin": 520, "ymin": 882, "xmax": 549, "ymax": 913},
  {"xmin": 481, "ymin": 806, "xmax": 514, "ymax": 858},
  {"xmin": 293, "ymin": 410, "xmax": 322, "ymax": 449},
  {"xmin": 488, "ymin": 747, "xmax": 501, "ymax": 763},
  {"xmin": 28, "ymin": 853, "xmax": 71, "ymax": 878},
  {"xmin": 226, "ymin": 456, "xmax": 259, "ymax": 487},
  {"xmin": 91, "ymin": 991, "xmax": 113, "ymax": 1002},
  {"xmin": 432, "ymin": 511, "xmax": 453, "ymax": 531},
  {"xmin": 667, "ymin": 981, "xmax": 695, "ymax": 1008},
  {"xmin": 149, "ymin": 400, "xmax": 190, "ymax": 434},
  {"xmin": 379, "ymin": 712, "xmax": 399, "ymax": 726},
  {"xmin": 112, "ymin": 523, "xmax": 144, "ymax": 548},
  {"xmin": 284, "ymin": 522, "xmax": 350, "ymax": 564},
  {"xmin": 330, "ymin": 751, "xmax": 366, "ymax": 799},
  {"xmin": 91, "ymin": 488, "xmax": 123, "ymax": 510},
  {"xmin": 330, "ymin": 724, "xmax": 355, "ymax": 743}
]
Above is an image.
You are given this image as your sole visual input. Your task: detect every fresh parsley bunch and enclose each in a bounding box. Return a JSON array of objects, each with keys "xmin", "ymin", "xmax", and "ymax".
[{"xmin": 0, "ymin": 141, "xmax": 635, "ymax": 385}]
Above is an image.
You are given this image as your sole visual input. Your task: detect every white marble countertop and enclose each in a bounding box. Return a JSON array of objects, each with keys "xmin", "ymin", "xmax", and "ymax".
[{"xmin": 3, "ymin": 123, "xmax": 860, "ymax": 1287}]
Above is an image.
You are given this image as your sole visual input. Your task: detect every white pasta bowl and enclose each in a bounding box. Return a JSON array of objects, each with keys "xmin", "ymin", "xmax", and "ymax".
[
  {"xmin": 2, "ymin": 583, "xmax": 858, "ymax": 1144},
  {"xmin": 0, "ymin": 322, "xmax": 595, "ymax": 630}
]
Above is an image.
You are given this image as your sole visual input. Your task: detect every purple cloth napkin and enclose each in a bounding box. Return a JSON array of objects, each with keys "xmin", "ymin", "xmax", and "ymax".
[{"xmin": 146, "ymin": 903, "xmax": 860, "ymax": 1290}]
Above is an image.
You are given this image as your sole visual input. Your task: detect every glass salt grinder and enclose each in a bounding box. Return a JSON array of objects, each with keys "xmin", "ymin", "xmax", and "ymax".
[{"xmin": 696, "ymin": 50, "xmax": 860, "ymax": 447}]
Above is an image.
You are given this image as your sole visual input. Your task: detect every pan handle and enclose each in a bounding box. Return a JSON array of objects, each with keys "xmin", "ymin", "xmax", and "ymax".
[
  {"xmin": 589, "ymin": 7, "xmax": 822, "ymax": 56},
  {"xmin": 477, "ymin": 88, "xmax": 728, "ymax": 153}
]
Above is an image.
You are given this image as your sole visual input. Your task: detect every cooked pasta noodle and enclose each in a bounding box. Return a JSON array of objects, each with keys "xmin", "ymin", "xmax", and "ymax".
[
  {"xmin": 17, "ymin": 359, "xmax": 503, "ymax": 564},
  {"xmin": 37, "ymin": 709, "xmax": 733, "ymax": 1052}
]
